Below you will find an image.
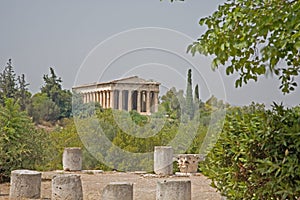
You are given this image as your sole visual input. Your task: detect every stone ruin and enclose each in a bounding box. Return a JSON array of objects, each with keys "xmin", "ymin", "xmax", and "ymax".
[
  {"xmin": 8, "ymin": 146, "xmax": 205, "ymax": 199},
  {"xmin": 174, "ymin": 154, "xmax": 203, "ymax": 173}
]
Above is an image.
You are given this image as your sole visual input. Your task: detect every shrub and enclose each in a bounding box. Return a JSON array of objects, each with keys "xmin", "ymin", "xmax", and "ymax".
[
  {"xmin": 0, "ymin": 99, "xmax": 50, "ymax": 182},
  {"xmin": 201, "ymin": 104, "xmax": 300, "ymax": 199}
]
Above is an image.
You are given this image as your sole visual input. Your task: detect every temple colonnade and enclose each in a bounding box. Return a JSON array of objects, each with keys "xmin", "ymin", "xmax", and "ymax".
[{"xmin": 82, "ymin": 89, "xmax": 159, "ymax": 114}]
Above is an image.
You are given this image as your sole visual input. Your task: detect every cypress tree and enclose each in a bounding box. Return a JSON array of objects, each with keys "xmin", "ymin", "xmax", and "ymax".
[
  {"xmin": 186, "ymin": 69, "xmax": 194, "ymax": 119},
  {"xmin": 194, "ymin": 84, "xmax": 200, "ymax": 108}
]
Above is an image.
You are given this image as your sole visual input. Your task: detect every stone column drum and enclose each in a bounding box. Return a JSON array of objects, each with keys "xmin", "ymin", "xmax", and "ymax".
[
  {"xmin": 52, "ymin": 174, "xmax": 83, "ymax": 200},
  {"xmin": 154, "ymin": 146, "xmax": 173, "ymax": 175},
  {"xmin": 9, "ymin": 169, "xmax": 42, "ymax": 199},
  {"xmin": 62, "ymin": 147, "xmax": 82, "ymax": 171},
  {"xmin": 156, "ymin": 180, "xmax": 191, "ymax": 200},
  {"xmin": 102, "ymin": 182, "xmax": 133, "ymax": 200}
]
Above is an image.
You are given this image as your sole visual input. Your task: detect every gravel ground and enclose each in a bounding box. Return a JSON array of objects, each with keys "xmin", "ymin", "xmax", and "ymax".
[{"xmin": 0, "ymin": 171, "xmax": 222, "ymax": 200}]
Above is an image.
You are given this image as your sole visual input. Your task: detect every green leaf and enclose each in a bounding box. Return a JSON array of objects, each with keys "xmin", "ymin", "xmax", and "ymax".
[{"xmin": 226, "ymin": 66, "xmax": 234, "ymax": 75}]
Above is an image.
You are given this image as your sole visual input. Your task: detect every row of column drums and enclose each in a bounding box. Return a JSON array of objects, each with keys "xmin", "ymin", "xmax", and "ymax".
[
  {"xmin": 9, "ymin": 146, "xmax": 194, "ymax": 200},
  {"xmin": 9, "ymin": 170, "xmax": 191, "ymax": 200},
  {"xmin": 82, "ymin": 89, "xmax": 159, "ymax": 114}
]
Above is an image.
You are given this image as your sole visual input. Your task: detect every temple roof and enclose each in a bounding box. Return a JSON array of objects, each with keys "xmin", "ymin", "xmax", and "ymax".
[
  {"xmin": 111, "ymin": 76, "xmax": 160, "ymax": 84},
  {"xmin": 72, "ymin": 76, "xmax": 160, "ymax": 89}
]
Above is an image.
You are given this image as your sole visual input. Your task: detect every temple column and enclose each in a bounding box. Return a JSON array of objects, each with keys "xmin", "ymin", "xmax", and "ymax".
[
  {"xmin": 137, "ymin": 90, "xmax": 141, "ymax": 113},
  {"xmin": 106, "ymin": 91, "xmax": 109, "ymax": 108},
  {"xmin": 127, "ymin": 90, "xmax": 132, "ymax": 111},
  {"xmin": 154, "ymin": 91, "xmax": 159, "ymax": 112},
  {"xmin": 87, "ymin": 93, "xmax": 90, "ymax": 103},
  {"xmin": 100, "ymin": 91, "xmax": 103, "ymax": 107},
  {"xmin": 90, "ymin": 93, "xmax": 93, "ymax": 102},
  {"xmin": 107, "ymin": 91, "xmax": 110, "ymax": 108},
  {"xmin": 103, "ymin": 91, "xmax": 106, "ymax": 108},
  {"xmin": 146, "ymin": 90, "xmax": 151, "ymax": 114},
  {"xmin": 92, "ymin": 92, "xmax": 96, "ymax": 102},
  {"xmin": 95, "ymin": 92, "xmax": 99, "ymax": 103},
  {"xmin": 118, "ymin": 90, "xmax": 123, "ymax": 110},
  {"xmin": 110, "ymin": 90, "xmax": 114, "ymax": 109},
  {"xmin": 83, "ymin": 93, "xmax": 86, "ymax": 103}
]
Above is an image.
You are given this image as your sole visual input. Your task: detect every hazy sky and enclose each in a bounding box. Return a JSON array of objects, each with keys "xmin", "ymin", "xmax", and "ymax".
[{"xmin": 0, "ymin": 0, "xmax": 299, "ymax": 107}]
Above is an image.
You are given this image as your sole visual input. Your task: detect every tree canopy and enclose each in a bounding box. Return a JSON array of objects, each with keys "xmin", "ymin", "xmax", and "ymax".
[
  {"xmin": 40, "ymin": 67, "xmax": 72, "ymax": 119},
  {"xmin": 184, "ymin": 0, "xmax": 300, "ymax": 94},
  {"xmin": 0, "ymin": 59, "xmax": 30, "ymax": 110}
]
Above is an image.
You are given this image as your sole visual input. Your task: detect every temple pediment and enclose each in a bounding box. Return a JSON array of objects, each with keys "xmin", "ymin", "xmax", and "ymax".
[{"xmin": 111, "ymin": 76, "xmax": 160, "ymax": 85}]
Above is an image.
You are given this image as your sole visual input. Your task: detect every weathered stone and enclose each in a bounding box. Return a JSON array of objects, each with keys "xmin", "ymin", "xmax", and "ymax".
[
  {"xmin": 102, "ymin": 182, "xmax": 133, "ymax": 200},
  {"xmin": 62, "ymin": 147, "xmax": 82, "ymax": 171},
  {"xmin": 9, "ymin": 169, "xmax": 41, "ymax": 199},
  {"xmin": 154, "ymin": 146, "xmax": 173, "ymax": 175},
  {"xmin": 156, "ymin": 180, "xmax": 191, "ymax": 200},
  {"xmin": 52, "ymin": 174, "xmax": 83, "ymax": 200},
  {"xmin": 175, "ymin": 154, "xmax": 201, "ymax": 173}
]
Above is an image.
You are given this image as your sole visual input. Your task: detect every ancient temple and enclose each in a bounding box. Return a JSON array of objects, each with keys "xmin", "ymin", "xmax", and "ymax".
[{"xmin": 72, "ymin": 76, "xmax": 160, "ymax": 115}]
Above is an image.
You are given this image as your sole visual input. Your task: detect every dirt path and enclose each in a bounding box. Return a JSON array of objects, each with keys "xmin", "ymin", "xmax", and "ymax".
[{"xmin": 0, "ymin": 171, "xmax": 222, "ymax": 200}]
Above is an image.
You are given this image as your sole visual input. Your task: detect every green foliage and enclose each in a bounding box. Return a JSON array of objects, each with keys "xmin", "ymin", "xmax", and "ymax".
[
  {"xmin": 28, "ymin": 93, "xmax": 60, "ymax": 123},
  {"xmin": 16, "ymin": 74, "xmax": 31, "ymax": 111},
  {"xmin": 41, "ymin": 67, "xmax": 62, "ymax": 98},
  {"xmin": 58, "ymin": 89, "xmax": 72, "ymax": 118},
  {"xmin": 202, "ymin": 103, "xmax": 300, "ymax": 199},
  {"xmin": 0, "ymin": 59, "xmax": 17, "ymax": 101},
  {"xmin": 160, "ymin": 87, "xmax": 183, "ymax": 119},
  {"xmin": 72, "ymin": 92, "xmax": 102, "ymax": 118},
  {"xmin": 44, "ymin": 118, "xmax": 110, "ymax": 171},
  {"xmin": 0, "ymin": 59, "xmax": 31, "ymax": 110},
  {"xmin": 186, "ymin": 69, "xmax": 194, "ymax": 119},
  {"xmin": 187, "ymin": 0, "xmax": 300, "ymax": 94},
  {"xmin": 72, "ymin": 106, "xmax": 210, "ymax": 171},
  {"xmin": 41, "ymin": 67, "xmax": 72, "ymax": 119},
  {"xmin": 129, "ymin": 110, "xmax": 148, "ymax": 126},
  {"xmin": 0, "ymin": 99, "xmax": 50, "ymax": 182},
  {"xmin": 194, "ymin": 84, "xmax": 200, "ymax": 108},
  {"xmin": 160, "ymin": 69, "xmax": 200, "ymax": 121}
]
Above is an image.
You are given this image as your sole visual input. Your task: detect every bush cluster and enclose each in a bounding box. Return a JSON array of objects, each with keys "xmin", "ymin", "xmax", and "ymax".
[
  {"xmin": 201, "ymin": 103, "xmax": 300, "ymax": 199},
  {"xmin": 0, "ymin": 99, "xmax": 51, "ymax": 182}
]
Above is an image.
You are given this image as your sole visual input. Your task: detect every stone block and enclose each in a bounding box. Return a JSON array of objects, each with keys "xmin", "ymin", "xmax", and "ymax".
[
  {"xmin": 154, "ymin": 146, "xmax": 173, "ymax": 175},
  {"xmin": 52, "ymin": 174, "xmax": 83, "ymax": 200},
  {"xmin": 62, "ymin": 147, "xmax": 82, "ymax": 171},
  {"xmin": 9, "ymin": 169, "xmax": 41, "ymax": 199},
  {"xmin": 156, "ymin": 180, "xmax": 191, "ymax": 200},
  {"xmin": 102, "ymin": 182, "xmax": 133, "ymax": 200}
]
